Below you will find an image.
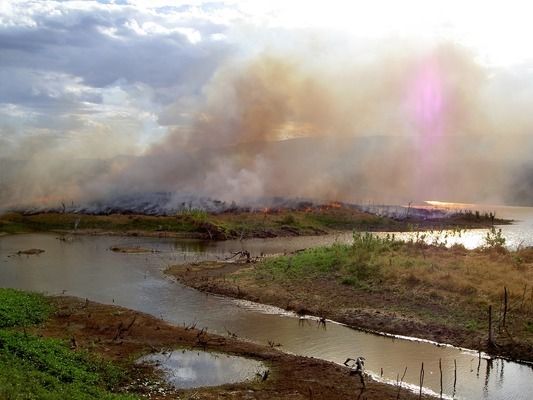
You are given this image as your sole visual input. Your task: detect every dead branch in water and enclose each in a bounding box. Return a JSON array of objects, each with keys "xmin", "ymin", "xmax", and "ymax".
[{"xmin": 225, "ymin": 250, "xmax": 251, "ymax": 263}]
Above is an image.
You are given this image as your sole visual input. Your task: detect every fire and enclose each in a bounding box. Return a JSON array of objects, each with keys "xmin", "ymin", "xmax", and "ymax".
[
  {"xmin": 328, "ymin": 201, "xmax": 342, "ymax": 208},
  {"xmin": 323, "ymin": 201, "xmax": 343, "ymax": 209}
]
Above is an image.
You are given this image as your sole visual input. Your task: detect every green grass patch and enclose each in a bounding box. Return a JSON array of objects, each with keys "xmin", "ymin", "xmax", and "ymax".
[
  {"xmin": 0, "ymin": 212, "xmax": 200, "ymax": 234},
  {"xmin": 259, "ymin": 233, "xmax": 396, "ymax": 285},
  {"xmin": 0, "ymin": 331, "xmax": 136, "ymax": 400},
  {"xmin": 304, "ymin": 212, "xmax": 387, "ymax": 230},
  {"xmin": 0, "ymin": 288, "xmax": 51, "ymax": 328},
  {"xmin": 0, "ymin": 288, "xmax": 138, "ymax": 399},
  {"xmin": 465, "ymin": 319, "xmax": 481, "ymax": 332}
]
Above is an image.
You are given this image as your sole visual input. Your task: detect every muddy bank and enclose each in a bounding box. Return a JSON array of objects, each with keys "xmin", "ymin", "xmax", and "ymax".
[
  {"xmin": 166, "ymin": 260, "xmax": 533, "ymax": 363},
  {"xmin": 109, "ymin": 245, "xmax": 159, "ymax": 253},
  {"xmin": 16, "ymin": 248, "xmax": 45, "ymax": 255},
  {"xmin": 34, "ymin": 296, "xmax": 433, "ymax": 400}
]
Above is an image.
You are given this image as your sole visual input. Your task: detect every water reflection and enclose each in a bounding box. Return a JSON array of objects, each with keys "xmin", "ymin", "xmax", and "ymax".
[
  {"xmin": 1, "ymin": 208, "xmax": 533, "ymax": 400},
  {"xmin": 138, "ymin": 350, "xmax": 264, "ymax": 389}
]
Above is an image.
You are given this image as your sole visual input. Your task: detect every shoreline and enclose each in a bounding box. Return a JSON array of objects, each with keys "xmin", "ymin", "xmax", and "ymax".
[
  {"xmin": 0, "ymin": 208, "xmax": 510, "ymax": 240},
  {"xmin": 166, "ymin": 258, "xmax": 533, "ymax": 363},
  {"xmin": 32, "ymin": 295, "xmax": 432, "ymax": 399}
]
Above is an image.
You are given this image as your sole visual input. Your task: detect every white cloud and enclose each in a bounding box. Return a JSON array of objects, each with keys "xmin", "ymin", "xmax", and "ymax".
[
  {"xmin": 2, "ymin": 0, "xmax": 533, "ymax": 159},
  {"xmin": 0, "ymin": 0, "xmax": 239, "ymax": 155}
]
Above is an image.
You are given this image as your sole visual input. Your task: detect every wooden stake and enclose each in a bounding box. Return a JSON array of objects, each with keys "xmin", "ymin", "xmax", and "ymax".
[
  {"xmin": 419, "ymin": 362, "xmax": 424, "ymax": 399},
  {"xmin": 439, "ymin": 358, "xmax": 443, "ymax": 399},
  {"xmin": 453, "ymin": 359, "xmax": 457, "ymax": 396},
  {"xmin": 396, "ymin": 366, "xmax": 408, "ymax": 399}
]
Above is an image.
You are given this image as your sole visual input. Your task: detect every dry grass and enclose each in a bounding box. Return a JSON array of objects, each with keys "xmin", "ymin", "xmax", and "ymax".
[
  {"xmin": 237, "ymin": 236, "xmax": 533, "ymax": 359},
  {"xmin": 381, "ymin": 246, "xmax": 533, "ymax": 308}
]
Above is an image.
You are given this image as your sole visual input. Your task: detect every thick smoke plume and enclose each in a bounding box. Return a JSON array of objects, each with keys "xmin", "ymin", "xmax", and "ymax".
[{"xmin": 1, "ymin": 41, "xmax": 533, "ymax": 211}]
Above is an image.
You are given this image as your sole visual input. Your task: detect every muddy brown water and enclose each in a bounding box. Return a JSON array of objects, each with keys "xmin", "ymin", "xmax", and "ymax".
[{"xmin": 1, "ymin": 204, "xmax": 532, "ymax": 399}]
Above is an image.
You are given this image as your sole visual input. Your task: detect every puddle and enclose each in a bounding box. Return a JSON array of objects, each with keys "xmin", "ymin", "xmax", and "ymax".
[
  {"xmin": 3, "ymin": 231, "xmax": 533, "ymax": 399},
  {"xmin": 138, "ymin": 349, "xmax": 265, "ymax": 389}
]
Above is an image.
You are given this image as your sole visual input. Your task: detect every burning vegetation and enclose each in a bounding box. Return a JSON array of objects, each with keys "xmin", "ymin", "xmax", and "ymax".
[{"xmin": 0, "ymin": 197, "xmax": 506, "ymax": 240}]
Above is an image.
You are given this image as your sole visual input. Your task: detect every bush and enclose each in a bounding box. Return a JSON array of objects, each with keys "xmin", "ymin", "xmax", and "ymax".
[{"xmin": 483, "ymin": 227, "xmax": 506, "ymax": 249}]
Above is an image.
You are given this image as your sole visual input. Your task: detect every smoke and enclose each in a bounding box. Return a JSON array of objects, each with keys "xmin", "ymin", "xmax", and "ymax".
[{"xmin": 2, "ymin": 40, "xmax": 533, "ymax": 210}]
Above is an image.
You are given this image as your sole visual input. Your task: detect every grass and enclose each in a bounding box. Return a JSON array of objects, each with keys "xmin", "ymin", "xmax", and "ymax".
[
  {"xmin": 0, "ymin": 288, "xmax": 137, "ymax": 400},
  {"xmin": 0, "ymin": 205, "xmax": 504, "ymax": 239},
  {"xmin": 0, "ymin": 212, "xmax": 198, "ymax": 234},
  {"xmin": 260, "ymin": 232, "xmax": 399, "ymax": 283},
  {"xmin": 0, "ymin": 208, "xmax": 391, "ymax": 239},
  {"xmin": 251, "ymin": 232, "xmax": 533, "ymax": 348},
  {"xmin": 0, "ymin": 288, "xmax": 51, "ymax": 328}
]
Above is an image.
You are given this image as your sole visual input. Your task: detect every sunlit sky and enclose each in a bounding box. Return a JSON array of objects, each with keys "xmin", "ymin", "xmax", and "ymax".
[
  {"xmin": 1, "ymin": 0, "xmax": 533, "ymax": 156},
  {"xmin": 115, "ymin": 0, "xmax": 533, "ymax": 66},
  {"xmin": 233, "ymin": 1, "xmax": 533, "ymax": 67}
]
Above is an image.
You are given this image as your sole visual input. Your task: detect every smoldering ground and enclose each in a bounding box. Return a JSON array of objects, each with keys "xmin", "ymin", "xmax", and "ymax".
[{"xmin": 1, "ymin": 41, "xmax": 533, "ymax": 210}]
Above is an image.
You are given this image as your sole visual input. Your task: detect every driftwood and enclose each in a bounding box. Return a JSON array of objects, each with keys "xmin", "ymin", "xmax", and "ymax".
[
  {"xmin": 344, "ymin": 357, "xmax": 366, "ymax": 388},
  {"xmin": 113, "ymin": 315, "xmax": 137, "ymax": 341},
  {"xmin": 225, "ymin": 250, "xmax": 251, "ymax": 263}
]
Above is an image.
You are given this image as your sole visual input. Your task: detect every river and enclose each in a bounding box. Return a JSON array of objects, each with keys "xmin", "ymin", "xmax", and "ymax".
[{"xmin": 1, "ymin": 204, "xmax": 532, "ymax": 399}]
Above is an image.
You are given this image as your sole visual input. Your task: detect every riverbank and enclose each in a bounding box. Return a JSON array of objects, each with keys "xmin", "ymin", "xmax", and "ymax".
[
  {"xmin": 166, "ymin": 236, "xmax": 533, "ymax": 362},
  {"xmin": 0, "ymin": 205, "xmax": 508, "ymax": 240},
  {"xmin": 0, "ymin": 288, "xmax": 433, "ymax": 399}
]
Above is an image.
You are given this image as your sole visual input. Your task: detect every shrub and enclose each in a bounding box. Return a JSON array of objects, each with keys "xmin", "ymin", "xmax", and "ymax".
[{"xmin": 483, "ymin": 227, "xmax": 506, "ymax": 249}]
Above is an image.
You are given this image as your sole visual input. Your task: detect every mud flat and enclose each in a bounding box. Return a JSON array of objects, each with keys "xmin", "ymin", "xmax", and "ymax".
[
  {"xmin": 29, "ymin": 295, "xmax": 432, "ymax": 399},
  {"xmin": 166, "ymin": 241, "xmax": 533, "ymax": 363}
]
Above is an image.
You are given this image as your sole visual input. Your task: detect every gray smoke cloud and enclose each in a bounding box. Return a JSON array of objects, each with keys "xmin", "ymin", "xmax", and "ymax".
[
  {"xmin": 90, "ymin": 44, "xmax": 533, "ymax": 207},
  {"xmin": 1, "ymin": 3, "xmax": 533, "ymax": 210}
]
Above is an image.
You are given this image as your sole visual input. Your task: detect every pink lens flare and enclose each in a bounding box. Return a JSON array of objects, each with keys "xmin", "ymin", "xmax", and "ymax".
[
  {"xmin": 406, "ymin": 55, "xmax": 450, "ymax": 199},
  {"xmin": 407, "ymin": 56, "xmax": 446, "ymax": 141}
]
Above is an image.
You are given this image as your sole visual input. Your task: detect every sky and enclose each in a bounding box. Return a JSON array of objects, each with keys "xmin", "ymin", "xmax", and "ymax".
[{"xmin": 1, "ymin": 0, "xmax": 533, "ymax": 208}]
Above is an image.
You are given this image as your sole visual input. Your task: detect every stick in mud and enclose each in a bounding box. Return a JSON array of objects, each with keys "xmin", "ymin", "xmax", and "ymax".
[
  {"xmin": 419, "ymin": 362, "xmax": 424, "ymax": 399},
  {"xmin": 453, "ymin": 359, "xmax": 457, "ymax": 397},
  {"xmin": 396, "ymin": 366, "xmax": 407, "ymax": 399},
  {"xmin": 344, "ymin": 357, "xmax": 366, "ymax": 389},
  {"xmin": 439, "ymin": 358, "xmax": 443, "ymax": 399}
]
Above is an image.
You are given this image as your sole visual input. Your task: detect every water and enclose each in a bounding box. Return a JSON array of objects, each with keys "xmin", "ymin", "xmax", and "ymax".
[
  {"xmin": 1, "ymin": 205, "xmax": 532, "ymax": 399},
  {"xmin": 138, "ymin": 350, "xmax": 265, "ymax": 389},
  {"xmin": 358, "ymin": 204, "xmax": 533, "ymax": 250}
]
